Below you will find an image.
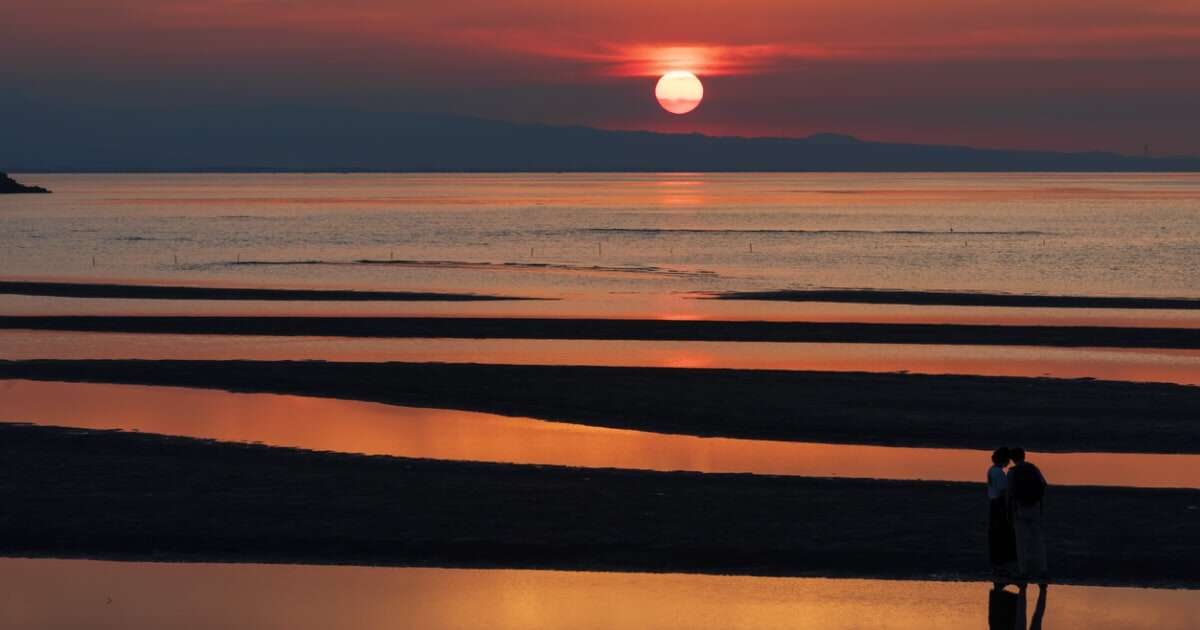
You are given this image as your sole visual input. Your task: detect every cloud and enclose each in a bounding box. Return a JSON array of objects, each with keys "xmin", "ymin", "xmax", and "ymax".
[
  {"xmin": 5, "ymin": 0, "xmax": 1200, "ymax": 152},
  {"xmin": 505, "ymin": 43, "xmax": 831, "ymax": 77}
]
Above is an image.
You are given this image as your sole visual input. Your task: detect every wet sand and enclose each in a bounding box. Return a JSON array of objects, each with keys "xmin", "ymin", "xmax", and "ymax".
[
  {"xmin": 710, "ymin": 289, "xmax": 1200, "ymax": 310},
  {"xmin": 6, "ymin": 332, "xmax": 1200, "ymax": 385},
  {"xmin": 4, "ymin": 315, "xmax": 1200, "ymax": 348},
  {"xmin": 0, "ymin": 280, "xmax": 538, "ymax": 302},
  {"xmin": 3, "ymin": 359, "xmax": 1200, "ymax": 453},
  {"xmin": 6, "ymin": 560, "xmax": 1199, "ymax": 629},
  {"xmin": 7, "ymin": 379, "xmax": 1200, "ymax": 488},
  {"xmin": 3, "ymin": 423, "xmax": 1197, "ymax": 588}
]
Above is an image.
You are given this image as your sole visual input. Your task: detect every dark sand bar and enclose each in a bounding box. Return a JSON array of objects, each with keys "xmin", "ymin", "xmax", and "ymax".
[
  {"xmin": 709, "ymin": 289, "xmax": 1200, "ymax": 310},
  {"xmin": 0, "ymin": 280, "xmax": 539, "ymax": 302},
  {"xmin": 2, "ymin": 424, "xmax": 1197, "ymax": 587},
  {"xmin": 3, "ymin": 315, "xmax": 1200, "ymax": 348},
  {"xmin": 4, "ymin": 359, "xmax": 1200, "ymax": 453}
]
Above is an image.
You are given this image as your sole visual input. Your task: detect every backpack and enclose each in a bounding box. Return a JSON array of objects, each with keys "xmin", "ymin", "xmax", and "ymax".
[{"xmin": 1009, "ymin": 462, "xmax": 1046, "ymax": 506}]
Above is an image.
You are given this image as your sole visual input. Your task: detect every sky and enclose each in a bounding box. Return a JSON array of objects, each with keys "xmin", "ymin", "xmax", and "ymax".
[{"xmin": 3, "ymin": 0, "xmax": 1200, "ymax": 153}]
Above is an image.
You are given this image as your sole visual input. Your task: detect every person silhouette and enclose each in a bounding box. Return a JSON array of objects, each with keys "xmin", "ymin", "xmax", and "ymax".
[
  {"xmin": 1007, "ymin": 447, "xmax": 1048, "ymax": 583},
  {"xmin": 987, "ymin": 447, "xmax": 1017, "ymax": 574}
]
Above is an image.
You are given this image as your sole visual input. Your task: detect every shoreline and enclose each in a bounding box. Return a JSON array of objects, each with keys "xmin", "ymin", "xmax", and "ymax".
[
  {"xmin": 3, "ymin": 359, "xmax": 1200, "ymax": 453},
  {"xmin": 3, "ymin": 315, "xmax": 1200, "ymax": 348},
  {"xmin": 3, "ymin": 423, "xmax": 1197, "ymax": 589},
  {"xmin": 0, "ymin": 280, "xmax": 540, "ymax": 302},
  {"xmin": 709, "ymin": 289, "xmax": 1200, "ymax": 310}
]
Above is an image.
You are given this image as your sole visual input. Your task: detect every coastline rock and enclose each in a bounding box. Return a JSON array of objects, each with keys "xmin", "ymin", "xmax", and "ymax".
[{"xmin": 0, "ymin": 172, "xmax": 50, "ymax": 194}]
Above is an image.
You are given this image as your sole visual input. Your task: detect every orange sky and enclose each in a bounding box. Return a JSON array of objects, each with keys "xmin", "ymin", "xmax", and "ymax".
[{"xmin": 4, "ymin": 0, "xmax": 1200, "ymax": 152}]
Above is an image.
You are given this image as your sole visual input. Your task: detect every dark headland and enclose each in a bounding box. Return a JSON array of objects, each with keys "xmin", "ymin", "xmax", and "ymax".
[
  {"xmin": 2, "ymin": 423, "xmax": 1197, "ymax": 588},
  {"xmin": 0, "ymin": 172, "xmax": 50, "ymax": 194},
  {"xmin": 4, "ymin": 359, "xmax": 1200, "ymax": 453}
]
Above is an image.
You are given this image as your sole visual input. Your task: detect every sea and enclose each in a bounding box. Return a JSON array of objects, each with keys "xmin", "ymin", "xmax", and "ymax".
[
  {"xmin": 2, "ymin": 172, "xmax": 1199, "ymax": 301},
  {"xmin": 2, "ymin": 172, "xmax": 1200, "ymax": 629}
]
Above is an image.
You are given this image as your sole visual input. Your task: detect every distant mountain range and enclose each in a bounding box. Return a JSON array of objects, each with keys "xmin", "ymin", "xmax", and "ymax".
[{"xmin": 4, "ymin": 109, "xmax": 1199, "ymax": 172}]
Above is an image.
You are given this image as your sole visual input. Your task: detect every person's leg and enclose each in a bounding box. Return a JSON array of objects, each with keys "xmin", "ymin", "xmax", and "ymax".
[
  {"xmin": 1014, "ymin": 515, "xmax": 1033, "ymax": 580},
  {"xmin": 989, "ymin": 499, "xmax": 1006, "ymax": 568},
  {"xmin": 1030, "ymin": 515, "xmax": 1048, "ymax": 579}
]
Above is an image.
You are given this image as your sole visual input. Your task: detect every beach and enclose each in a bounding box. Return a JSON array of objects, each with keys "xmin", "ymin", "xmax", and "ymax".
[
  {"xmin": 3, "ymin": 174, "xmax": 1200, "ymax": 622},
  {"xmin": 9, "ymin": 0, "xmax": 1200, "ymax": 619},
  {"xmin": 4, "ymin": 423, "xmax": 1199, "ymax": 588},
  {"xmin": 3, "ymin": 358, "xmax": 1200, "ymax": 453},
  {"xmin": 5, "ymin": 315, "xmax": 1200, "ymax": 348}
]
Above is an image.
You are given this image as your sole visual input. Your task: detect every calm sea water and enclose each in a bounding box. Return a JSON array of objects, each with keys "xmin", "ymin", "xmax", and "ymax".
[{"xmin": 3, "ymin": 173, "xmax": 1199, "ymax": 298}]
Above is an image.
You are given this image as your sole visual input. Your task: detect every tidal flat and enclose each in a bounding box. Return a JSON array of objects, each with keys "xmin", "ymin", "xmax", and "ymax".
[
  {"xmin": 2, "ymin": 423, "xmax": 1198, "ymax": 588},
  {"xmin": 3, "ymin": 359, "xmax": 1200, "ymax": 453}
]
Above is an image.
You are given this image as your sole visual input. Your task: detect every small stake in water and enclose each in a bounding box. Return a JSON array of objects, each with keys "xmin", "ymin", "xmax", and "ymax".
[
  {"xmin": 91, "ymin": 256, "xmax": 96, "ymax": 268},
  {"xmin": 530, "ymin": 247, "xmax": 534, "ymax": 257},
  {"xmin": 174, "ymin": 254, "xmax": 178, "ymax": 266},
  {"xmin": 390, "ymin": 250, "xmax": 394, "ymax": 260},
  {"xmin": 749, "ymin": 242, "xmax": 754, "ymax": 253}
]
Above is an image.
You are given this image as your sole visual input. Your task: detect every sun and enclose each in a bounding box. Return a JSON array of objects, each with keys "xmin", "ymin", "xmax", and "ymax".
[{"xmin": 655, "ymin": 71, "xmax": 703, "ymax": 115}]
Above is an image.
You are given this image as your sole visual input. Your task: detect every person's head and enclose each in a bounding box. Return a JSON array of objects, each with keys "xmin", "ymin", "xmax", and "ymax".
[
  {"xmin": 1010, "ymin": 447, "xmax": 1026, "ymax": 463},
  {"xmin": 991, "ymin": 447, "xmax": 1010, "ymax": 466}
]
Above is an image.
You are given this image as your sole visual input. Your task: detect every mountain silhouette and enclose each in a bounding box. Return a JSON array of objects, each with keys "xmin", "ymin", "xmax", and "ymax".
[{"xmin": 4, "ymin": 109, "xmax": 1197, "ymax": 172}]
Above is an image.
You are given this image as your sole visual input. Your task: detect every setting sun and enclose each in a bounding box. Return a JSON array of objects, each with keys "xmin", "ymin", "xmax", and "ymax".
[
  {"xmin": 655, "ymin": 71, "xmax": 703, "ymax": 115},
  {"xmin": 4, "ymin": 0, "xmax": 1200, "ymax": 623}
]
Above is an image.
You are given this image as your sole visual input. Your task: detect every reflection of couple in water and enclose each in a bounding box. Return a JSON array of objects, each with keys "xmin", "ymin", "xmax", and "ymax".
[
  {"xmin": 989, "ymin": 581, "xmax": 1048, "ymax": 630},
  {"xmin": 987, "ymin": 446, "xmax": 1050, "ymax": 628}
]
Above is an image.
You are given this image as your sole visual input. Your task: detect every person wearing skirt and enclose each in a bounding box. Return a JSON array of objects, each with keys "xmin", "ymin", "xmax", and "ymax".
[{"xmin": 988, "ymin": 447, "xmax": 1017, "ymax": 573}]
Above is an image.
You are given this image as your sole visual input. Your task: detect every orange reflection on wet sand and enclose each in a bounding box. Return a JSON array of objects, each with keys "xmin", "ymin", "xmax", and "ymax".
[
  {"xmin": 4, "ymin": 292, "xmax": 1200, "ymax": 328},
  {"xmin": 1, "ymin": 559, "xmax": 1196, "ymax": 630},
  {"xmin": 3, "ymin": 380, "xmax": 1199, "ymax": 488},
  {"xmin": 4, "ymin": 332, "xmax": 1200, "ymax": 385}
]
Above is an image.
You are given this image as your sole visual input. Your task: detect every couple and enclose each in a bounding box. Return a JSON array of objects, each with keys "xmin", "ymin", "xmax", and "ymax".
[{"xmin": 987, "ymin": 447, "xmax": 1049, "ymax": 584}]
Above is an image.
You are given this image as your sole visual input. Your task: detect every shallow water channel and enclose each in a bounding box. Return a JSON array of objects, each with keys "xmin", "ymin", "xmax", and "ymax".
[
  {"xmin": 5, "ymin": 331, "xmax": 1200, "ymax": 385},
  {"xmin": 1, "ymin": 558, "xmax": 1196, "ymax": 629},
  {"xmin": 3, "ymin": 379, "xmax": 1197, "ymax": 488}
]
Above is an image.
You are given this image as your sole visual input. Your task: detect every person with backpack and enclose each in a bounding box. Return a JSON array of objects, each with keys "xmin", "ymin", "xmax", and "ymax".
[{"xmin": 1006, "ymin": 447, "xmax": 1048, "ymax": 583}]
